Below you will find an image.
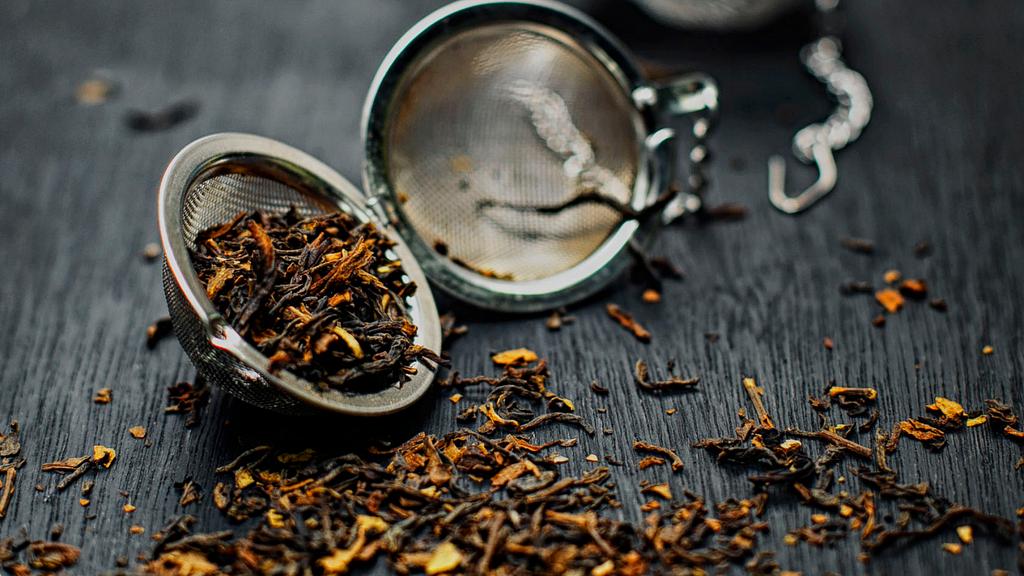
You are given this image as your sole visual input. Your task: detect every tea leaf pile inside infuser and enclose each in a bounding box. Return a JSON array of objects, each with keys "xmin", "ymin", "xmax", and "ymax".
[{"xmin": 188, "ymin": 208, "xmax": 443, "ymax": 392}]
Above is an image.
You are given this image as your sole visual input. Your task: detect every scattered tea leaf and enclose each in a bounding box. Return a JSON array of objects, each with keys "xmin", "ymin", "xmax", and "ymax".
[
  {"xmin": 875, "ymin": 289, "xmax": 905, "ymax": 313},
  {"xmin": 841, "ymin": 237, "xmax": 875, "ymax": 254},
  {"xmin": 606, "ymin": 304, "xmax": 651, "ymax": 342},
  {"xmin": 491, "ymin": 348, "xmax": 538, "ymax": 366},
  {"xmin": 93, "ymin": 388, "xmax": 112, "ymax": 404},
  {"xmin": 125, "ymin": 99, "xmax": 199, "ymax": 132}
]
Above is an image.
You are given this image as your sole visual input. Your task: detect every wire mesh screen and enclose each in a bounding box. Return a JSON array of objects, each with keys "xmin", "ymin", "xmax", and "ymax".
[
  {"xmin": 385, "ymin": 23, "xmax": 642, "ymax": 282},
  {"xmin": 180, "ymin": 173, "xmax": 335, "ymax": 251}
]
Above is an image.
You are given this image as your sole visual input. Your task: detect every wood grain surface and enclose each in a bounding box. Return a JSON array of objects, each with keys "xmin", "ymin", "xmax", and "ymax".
[{"xmin": 1, "ymin": 1, "xmax": 1021, "ymax": 574}]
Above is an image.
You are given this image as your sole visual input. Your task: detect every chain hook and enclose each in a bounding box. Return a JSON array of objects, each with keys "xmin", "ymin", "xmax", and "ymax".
[{"xmin": 767, "ymin": 139, "xmax": 837, "ymax": 214}]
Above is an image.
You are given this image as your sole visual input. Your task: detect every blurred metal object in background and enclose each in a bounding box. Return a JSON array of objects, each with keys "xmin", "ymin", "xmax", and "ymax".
[
  {"xmin": 768, "ymin": 32, "xmax": 871, "ymax": 213},
  {"xmin": 631, "ymin": 0, "xmax": 805, "ymax": 31},
  {"xmin": 632, "ymin": 0, "xmax": 872, "ymax": 214},
  {"xmin": 768, "ymin": 0, "xmax": 871, "ymax": 214}
]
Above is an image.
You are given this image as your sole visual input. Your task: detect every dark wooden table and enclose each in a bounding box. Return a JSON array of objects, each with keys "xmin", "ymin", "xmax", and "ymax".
[{"xmin": 1, "ymin": 1, "xmax": 1021, "ymax": 574}]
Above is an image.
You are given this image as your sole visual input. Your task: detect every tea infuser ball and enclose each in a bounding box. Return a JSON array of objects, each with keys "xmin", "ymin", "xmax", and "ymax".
[
  {"xmin": 160, "ymin": 0, "xmax": 718, "ymax": 415},
  {"xmin": 159, "ymin": 134, "xmax": 442, "ymax": 416}
]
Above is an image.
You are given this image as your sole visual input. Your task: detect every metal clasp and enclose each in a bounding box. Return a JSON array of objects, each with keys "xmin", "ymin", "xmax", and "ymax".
[{"xmin": 768, "ymin": 137, "xmax": 837, "ymax": 215}]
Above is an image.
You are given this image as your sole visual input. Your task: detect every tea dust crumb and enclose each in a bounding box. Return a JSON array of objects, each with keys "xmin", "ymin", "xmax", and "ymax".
[
  {"xmin": 130, "ymin": 525, "xmax": 145, "ymax": 534},
  {"xmin": 124, "ymin": 504, "xmax": 136, "ymax": 513},
  {"xmin": 982, "ymin": 345, "xmax": 993, "ymax": 355},
  {"xmin": 941, "ymin": 543, "xmax": 962, "ymax": 555},
  {"xmin": 93, "ymin": 388, "xmax": 113, "ymax": 404},
  {"xmin": 142, "ymin": 243, "xmax": 161, "ymax": 261},
  {"xmin": 75, "ymin": 77, "xmax": 117, "ymax": 105},
  {"xmin": 641, "ymin": 289, "xmax": 661, "ymax": 303},
  {"xmin": 883, "ymin": 270, "xmax": 901, "ymax": 284},
  {"xmin": 823, "ymin": 337, "xmax": 834, "ymax": 350},
  {"xmin": 956, "ymin": 525, "xmax": 972, "ymax": 544},
  {"xmin": 129, "ymin": 426, "xmax": 147, "ymax": 439},
  {"xmin": 875, "ymin": 289, "xmax": 905, "ymax": 313},
  {"xmin": 449, "ymin": 394, "xmax": 462, "ymax": 404},
  {"xmin": 899, "ymin": 278, "xmax": 928, "ymax": 298},
  {"xmin": 146, "ymin": 317, "xmax": 174, "ymax": 348}
]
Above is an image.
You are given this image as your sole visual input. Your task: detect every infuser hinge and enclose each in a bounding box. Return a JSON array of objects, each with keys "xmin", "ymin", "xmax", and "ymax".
[{"xmin": 364, "ymin": 193, "xmax": 393, "ymax": 225}]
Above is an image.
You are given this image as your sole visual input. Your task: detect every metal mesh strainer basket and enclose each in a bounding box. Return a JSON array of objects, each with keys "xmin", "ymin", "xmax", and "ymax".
[
  {"xmin": 363, "ymin": 0, "xmax": 717, "ymax": 312},
  {"xmin": 159, "ymin": 0, "xmax": 718, "ymax": 415},
  {"xmin": 159, "ymin": 134, "xmax": 441, "ymax": 416}
]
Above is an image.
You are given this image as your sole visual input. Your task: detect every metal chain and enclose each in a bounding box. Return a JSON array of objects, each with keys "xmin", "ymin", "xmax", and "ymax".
[
  {"xmin": 662, "ymin": 110, "xmax": 713, "ymax": 223},
  {"xmin": 769, "ymin": 0, "xmax": 873, "ymax": 213}
]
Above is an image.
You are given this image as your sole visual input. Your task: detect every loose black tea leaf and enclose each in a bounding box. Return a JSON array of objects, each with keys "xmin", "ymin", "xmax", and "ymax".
[
  {"xmin": 141, "ymin": 243, "xmax": 162, "ymax": 262},
  {"xmin": 633, "ymin": 441, "xmax": 684, "ymax": 472},
  {"xmin": 174, "ymin": 477, "xmax": 203, "ymax": 507},
  {"xmin": 166, "ymin": 379, "xmax": 209, "ymax": 428},
  {"xmin": 125, "ymin": 99, "xmax": 199, "ymax": 132},
  {"xmin": 841, "ymin": 236, "xmax": 875, "ymax": 254},
  {"xmin": 146, "ymin": 317, "xmax": 173, "ymax": 348},
  {"xmin": 189, "ymin": 210, "xmax": 443, "ymax": 392},
  {"xmin": 0, "ymin": 458, "xmax": 26, "ymax": 519},
  {"xmin": 439, "ymin": 312, "xmax": 467, "ymax": 345},
  {"xmin": 607, "ymin": 304, "xmax": 651, "ymax": 342},
  {"xmin": 701, "ymin": 202, "xmax": 749, "ymax": 221},
  {"xmin": 839, "ymin": 280, "xmax": 873, "ymax": 294},
  {"xmin": 634, "ymin": 360, "xmax": 699, "ymax": 392},
  {"xmin": 743, "ymin": 378, "xmax": 774, "ymax": 429}
]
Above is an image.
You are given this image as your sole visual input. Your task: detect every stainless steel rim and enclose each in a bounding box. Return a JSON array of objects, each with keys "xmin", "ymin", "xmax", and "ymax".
[
  {"xmin": 158, "ymin": 132, "xmax": 442, "ymax": 416},
  {"xmin": 362, "ymin": 0, "xmax": 668, "ymax": 312}
]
